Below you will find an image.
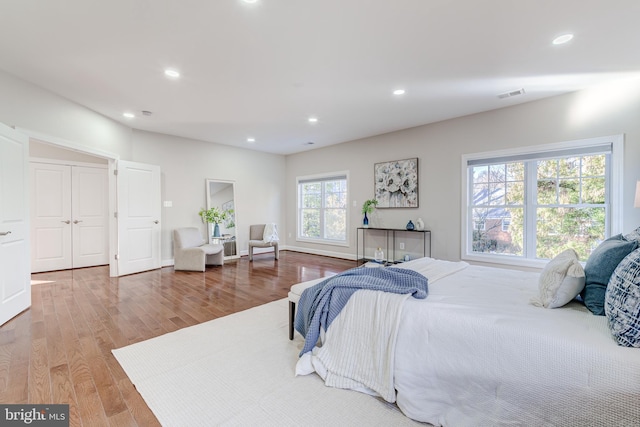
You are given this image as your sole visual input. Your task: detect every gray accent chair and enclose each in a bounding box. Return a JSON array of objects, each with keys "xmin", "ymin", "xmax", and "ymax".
[
  {"xmin": 248, "ymin": 224, "xmax": 279, "ymax": 261},
  {"xmin": 173, "ymin": 227, "xmax": 224, "ymax": 271}
]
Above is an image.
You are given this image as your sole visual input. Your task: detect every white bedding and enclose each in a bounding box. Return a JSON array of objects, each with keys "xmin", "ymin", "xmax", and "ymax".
[
  {"xmin": 295, "ymin": 257, "xmax": 640, "ymax": 426},
  {"xmin": 394, "ymin": 262, "xmax": 640, "ymax": 426}
]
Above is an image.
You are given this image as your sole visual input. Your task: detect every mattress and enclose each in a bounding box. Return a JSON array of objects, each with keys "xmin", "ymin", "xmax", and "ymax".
[{"xmin": 393, "ymin": 262, "xmax": 640, "ymax": 426}]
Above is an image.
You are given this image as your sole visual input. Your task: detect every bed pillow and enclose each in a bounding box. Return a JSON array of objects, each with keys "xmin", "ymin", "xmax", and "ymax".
[
  {"xmin": 531, "ymin": 249, "xmax": 585, "ymax": 308},
  {"xmin": 624, "ymin": 226, "xmax": 640, "ymax": 243},
  {"xmin": 581, "ymin": 234, "xmax": 639, "ymax": 316},
  {"xmin": 605, "ymin": 248, "xmax": 640, "ymax": 347}
]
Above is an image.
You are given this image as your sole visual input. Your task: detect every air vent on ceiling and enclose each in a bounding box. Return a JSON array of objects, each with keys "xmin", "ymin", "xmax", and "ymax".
[{"xmin": 497, "ymin": 88, "xmax": 525, "ymax": 99}]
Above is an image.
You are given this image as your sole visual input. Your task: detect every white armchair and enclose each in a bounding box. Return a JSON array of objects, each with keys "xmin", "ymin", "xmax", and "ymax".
[
  {"xmin": 248, "ymin": 224, "xmax": 279, "ymax": 261},
  {"xmin": 173, "ymin": 227, "xmax": 224, "ymax": 271}
]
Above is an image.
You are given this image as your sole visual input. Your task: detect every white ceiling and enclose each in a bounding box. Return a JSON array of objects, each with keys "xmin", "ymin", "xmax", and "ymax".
[{"xmin": 1, "ymin": 0, "xmax": 639, "ymax": 155}]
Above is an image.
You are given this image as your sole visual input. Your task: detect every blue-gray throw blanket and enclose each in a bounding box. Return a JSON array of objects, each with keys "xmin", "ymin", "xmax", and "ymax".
[{"xmin": 294, "ymin": 267, "xmax": 428, "ymax": 356}]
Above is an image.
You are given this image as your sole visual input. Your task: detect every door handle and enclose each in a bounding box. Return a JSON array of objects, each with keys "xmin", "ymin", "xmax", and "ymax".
[
  {"xmin": 154, "ymin": 220, "xmax": 159, "ymax": 224},
  {"xmin": 62, "ymin": 220, "xmax": 70, "ymax": 224},
  {"xmin": 0, "ymin": 231, "xmax": 11, "ymax": 236},
  {"xmin": 73, "ymin": 220, "xmax": 83, "ymax": 224}
]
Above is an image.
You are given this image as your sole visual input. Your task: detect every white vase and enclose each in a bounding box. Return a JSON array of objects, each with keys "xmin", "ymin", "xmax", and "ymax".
[{"xmin": 416, "ymin": 217, "xmax": 425, "ymax": 231}]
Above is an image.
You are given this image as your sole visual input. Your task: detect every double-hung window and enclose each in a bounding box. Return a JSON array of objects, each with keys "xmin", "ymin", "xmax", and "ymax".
[
  {"xmin": 297, "ymin": 172, "xmax": 348, "ymax": 245},
  {"xmin": 462, "ymin": 136, "xmax": 622, "ymax": 267}
]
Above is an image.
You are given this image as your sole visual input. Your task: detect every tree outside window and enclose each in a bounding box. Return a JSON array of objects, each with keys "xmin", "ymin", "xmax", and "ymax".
[{"xmin": 466, "ymin": 140, "xmax": 613, "ymax": 263}]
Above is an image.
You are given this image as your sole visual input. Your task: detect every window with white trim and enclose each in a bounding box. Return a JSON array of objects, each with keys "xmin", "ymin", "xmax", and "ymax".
[
  {"xmin": 297, "ymin": 173, "xmax": 348, "ymax": 244},
  {"xmin": 463, "ymin": 137, "xmax": 622, "ymax": 265}
]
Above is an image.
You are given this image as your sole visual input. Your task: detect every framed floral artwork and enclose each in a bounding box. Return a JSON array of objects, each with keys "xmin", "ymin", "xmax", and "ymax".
[{"xmin": 374, "ymin": 158, "xmax": 418, "ymax": 208}]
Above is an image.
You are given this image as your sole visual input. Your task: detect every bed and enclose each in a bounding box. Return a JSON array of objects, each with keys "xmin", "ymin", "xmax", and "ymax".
[{"xmin": 293, "ymin": 256, "xmax": 640, "ymax": 426}]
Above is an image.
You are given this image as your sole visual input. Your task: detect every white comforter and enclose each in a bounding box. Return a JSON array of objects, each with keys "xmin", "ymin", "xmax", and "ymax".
[
  {"xmin": 296, "ymin": 257, "xmax": 640, "ymax": 426},
  {"xmin": 296, "ymin": 258, "xmax": 469, "ymax": 403},
  {"xmin": 395, "ymin": 262, "xmax": 640, "ymax": 426}
]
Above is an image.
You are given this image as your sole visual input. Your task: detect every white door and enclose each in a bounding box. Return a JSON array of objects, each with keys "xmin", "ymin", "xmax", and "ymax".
[
  {"xmin": 30, "ymin": 163, "xmax": 72, "ymax": 272},
  {"xmin": 30, "ymin": 163, "xmax": 109, "ymax": 272},
  {"xmin": 0, "ymin": 123, "xmax": 30, "ymax": 326},
  {"xmin": 72, "ymin": 166, "xmax": 109, "ymax": 268},
  {"xmin": 116, "ymin": 160, "xmax": 161, "ymax": 276}
]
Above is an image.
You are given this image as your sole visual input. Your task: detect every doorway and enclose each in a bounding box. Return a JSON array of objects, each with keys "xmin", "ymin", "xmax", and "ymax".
[{"xmin": 30, "ymin": 161, "xmax": 109, "ymax": 272}]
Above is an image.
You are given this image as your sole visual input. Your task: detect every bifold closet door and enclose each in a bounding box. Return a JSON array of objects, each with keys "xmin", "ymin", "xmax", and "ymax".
[{"xmin": 30, "ymin": 163, "xmax": 108, "ymax": 273}]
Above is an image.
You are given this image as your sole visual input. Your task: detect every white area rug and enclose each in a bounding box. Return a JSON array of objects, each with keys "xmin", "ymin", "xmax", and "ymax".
[{"xmin": 113, "ymin": 298, "xmax": 423, "ymax": 426}]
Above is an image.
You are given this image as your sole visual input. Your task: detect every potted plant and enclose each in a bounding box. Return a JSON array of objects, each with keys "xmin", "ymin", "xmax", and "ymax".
[
  {"xmin": 361, "ymin": 199, "xmax": 378, "ymax": 228},
  {"xmin": 198, "ymin": 206, "xmax": 233, "ymax": 237}
]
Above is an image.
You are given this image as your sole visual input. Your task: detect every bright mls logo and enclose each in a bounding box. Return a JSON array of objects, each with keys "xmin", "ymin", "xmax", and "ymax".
[{"xmin": 1, "ymin": 405, "xmax": 69, "ymax": 426}]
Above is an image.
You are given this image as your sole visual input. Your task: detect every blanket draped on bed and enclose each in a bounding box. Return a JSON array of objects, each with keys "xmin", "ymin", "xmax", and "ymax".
[{"xmin": 294, "ymin": 267, "xmax": 428, "ymax": 356}]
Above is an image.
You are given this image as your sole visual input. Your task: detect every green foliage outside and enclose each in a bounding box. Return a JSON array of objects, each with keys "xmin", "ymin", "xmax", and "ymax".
[{"xmin": 472, "ymin": 154, "xmax": 607, "ymax": 261}]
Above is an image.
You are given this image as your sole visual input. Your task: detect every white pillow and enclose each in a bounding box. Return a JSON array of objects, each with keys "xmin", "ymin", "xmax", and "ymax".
[{"xmin": 531, "ymin": 248, "xmax": 585, "ymax": 308}]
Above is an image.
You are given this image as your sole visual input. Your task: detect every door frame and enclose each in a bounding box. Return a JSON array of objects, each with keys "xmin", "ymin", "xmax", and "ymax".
[{"xmin": 19, "ymin": 128, "xmax": 121, "ymax": 277}]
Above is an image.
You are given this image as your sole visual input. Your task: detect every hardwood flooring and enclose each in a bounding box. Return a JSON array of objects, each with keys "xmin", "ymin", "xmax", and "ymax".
[{"xmin": 0, "ymin": 251, "xmax": 354, "ymax": 426}]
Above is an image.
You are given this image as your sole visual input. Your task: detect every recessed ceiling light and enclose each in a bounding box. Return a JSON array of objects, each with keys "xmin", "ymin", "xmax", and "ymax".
[
  {"xmin": 247, "ymin": 137, "xmax": 255, "ymax": 143},
  {"xmin": 393, "ymin": 89, "xmax": 406, "ymax": 95},
  {"xmin": 243, "ymin": 0, "xmax": 258, "ymax": 3},
  {"xmin": 164, "ymin": 69, "xmax": 180, "ymax": 78},
  {"xmin": 123, "ymin": 112, "xmax": 135, "ymax": 118},
  {"xmin": 552, "ymin": 34, "xmax": 573, "ymax": 45},
  {"xmin": 308, "ymin": 117, "xmax": 318, "ymax": 123}
]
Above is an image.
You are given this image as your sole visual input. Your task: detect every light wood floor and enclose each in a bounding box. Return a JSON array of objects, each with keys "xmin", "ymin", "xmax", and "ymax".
[{"xmin": 0, "ymin": 251, "xmax": 354, "ymax": 426}]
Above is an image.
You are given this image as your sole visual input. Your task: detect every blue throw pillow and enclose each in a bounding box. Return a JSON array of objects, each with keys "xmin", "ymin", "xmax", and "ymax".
[
  {"xmin": 581, "ymin": 234, "xmax": 639, "ymax": 315},
  {"xmin": 605, "ymin": 248, "xmax": 640, "ymax": 347}
]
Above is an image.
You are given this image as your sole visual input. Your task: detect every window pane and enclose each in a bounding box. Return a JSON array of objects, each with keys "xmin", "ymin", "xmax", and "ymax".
[
  {"xmin": 302, "ymin": 193, "xmax": 321, "ymax": 208},
  {"xmin": 473, "ymin": 166, "xmax": 489, "ymax": 183},
  {"xmin": 582, "ymin": 154, "xmax": 605, "ymax": 176},
  {"xmin": 472, "ymin": 207, "xmax": 523, "ymax": 255},
  {"xmin": 537, "ymin": 179, "xmax": 556, "ymax": 204},
  {"xmin": 537, "ymin": 159, "xmax": 557, "ymax": 179},
  {"xmin": 536, "ymin": 207, "xmax": 605, "ymax": 260},
  {"xmin": 301, "ymin": 209, "xmax": 320, "ymax": 238},
  {"xmin": 488, "ymin": 183, "xmax": 505, "ymax": 205},
  {"xmin": 489, "ymin": 164, "xmax": 505, "ymax": 182},
  {"xmin": 559, "ymin": 157, "xmax": 580, "ymax": 177},
  {"xmin": 582, "ymin": 177, "xmax": 605, "ymax": 204},
  {"xmin": 505, "ymin": 181, "xmax": 524, "ymax": 204},
  {"xmin": 324, "ymin": 209, "xmax": 346, "ymax": 240},
  {"xmin": 558, "ymin": 179, "xmax": 579, "ymax": 204},
  {"xmin": 473, "ymin": 184, "xmax": 489, "ymax": 205},
  {"xmin": 506, "ymin": 162, "xmax": 524, "ymax": 181}
]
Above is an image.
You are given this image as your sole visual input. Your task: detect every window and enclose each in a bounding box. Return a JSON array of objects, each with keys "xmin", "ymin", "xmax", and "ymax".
[
  {"xmin": 297, "ymin": 173, "xmax": 348, "ymax": 245},
  {"xmin": 462, "ymin": 136, "xmax": 622, "ymax": 267}
]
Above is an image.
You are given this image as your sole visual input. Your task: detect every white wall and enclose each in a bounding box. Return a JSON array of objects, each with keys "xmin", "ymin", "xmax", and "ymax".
[
  {"xmin": 285, "ymin": 78, "xmax": 640, "ymax": 266},
  {"xmin": 131, "ymin": 130, "xmax": 286, "ymax": 263},
  {"xmin": 0, "ymin": 69, "xmax": 286, "ymax": 266},
  {"xmin": 0, "ymin": 69, "xmax": 132, "ymax": 158}
]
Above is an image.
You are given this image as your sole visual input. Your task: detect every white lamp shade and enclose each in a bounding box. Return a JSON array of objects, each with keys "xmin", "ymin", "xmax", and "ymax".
[{"xmin": 635, "ymin": 181, "xmax": 640, "ymax": 208}]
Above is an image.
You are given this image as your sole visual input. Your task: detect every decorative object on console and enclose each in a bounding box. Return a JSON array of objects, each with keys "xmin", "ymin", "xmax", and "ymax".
[
  {"xmin": 415, "ymin": 217, "xmax": 424, "ymax": 231},
  {"xmin": 198, "ymin": 206, "xmax": 233, "ymax": 237},
  {"xmin": 406, "ymin": 220, "xmax": 415, "ymax": 230},
  {"xmin": 374, "ymin": 247, "xmax": 385, "ymax": 263},
  {"xmin": 361, "ymin": 199, "xmax": 378, "ymax": 228},
  {"xmin": 374, "ymin": 158, "xmax": 418, "ymax": 208}
]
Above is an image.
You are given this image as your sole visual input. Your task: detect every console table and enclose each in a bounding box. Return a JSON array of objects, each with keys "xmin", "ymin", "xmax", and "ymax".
[{"xmin": 356, "ymin": 227, "xmax": 431, "ymax": 265}]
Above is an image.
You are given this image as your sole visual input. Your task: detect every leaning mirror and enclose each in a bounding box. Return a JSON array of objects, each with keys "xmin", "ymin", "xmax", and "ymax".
[{"xmin": 205, "ymin": 179, "xmax": 238, "ymax": 259}]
